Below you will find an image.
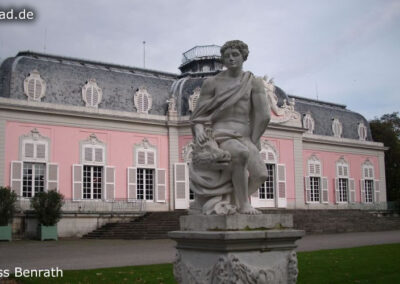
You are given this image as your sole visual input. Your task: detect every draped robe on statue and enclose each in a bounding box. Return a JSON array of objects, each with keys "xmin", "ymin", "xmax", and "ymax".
[{"xmin": 189, "ymin": 71, "xmax": 262, "ymax": 215}]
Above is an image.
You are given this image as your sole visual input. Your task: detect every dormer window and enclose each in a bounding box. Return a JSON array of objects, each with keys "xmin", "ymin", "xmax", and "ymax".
[
  {"xmin": 358, "ymin": 122, "xmax": 368, "ymax": 141},
  {"xmin": 82, "ymin": 79, "xmax": 102, "ymax": 108},
  {"xmin": 24, "ymin": 70, "xmax": 46, "ymax": 102},
  {"xmin": 134, "ymin": 87, "xmax": 152, "ymax": 114},
  {"xmin": 332, "ymin": 118, "xmax": 343, "ymax": 138},
  {"xmin": 303, "ymin": 113, "xmax": 315, "ymax": 134}
]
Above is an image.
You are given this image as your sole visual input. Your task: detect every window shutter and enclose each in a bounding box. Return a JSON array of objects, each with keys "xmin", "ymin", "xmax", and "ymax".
[
  {"xmin": 364, "ymin": 167, "xmax": 369, "ymax": 178},
  {"xmin": 36, "ymin": 144, "xmax": 46, "ymax": 159},
  {"xmin": 72, "ymin": 164, "xmax": 83, "ymax": 200},
  {"xmin": 84, "ymin": 147, "xmax": 93, "ymax": 162},
  {"xmin": 174, "ymin": 163, "xmax": 188, "ymax": 209},
  {"xmin": 315, "ymin": 163, "xmax": 321, "ymax": 176},
  {"xmin": 369, "ymin": 168, "xmax": 373, "ymax": 178},
  {"xmin": 46, "ymin": 163, "xmax": 59, "ymax": 191},
  {"xmin": 321, "ymin": 177, "xmax": 329, "ymax": 203},
  {"xmin": 343, "ymin": 166, "xmax": 348, "ymax": 177},
  {"xmin": 308, "ymin": 163, "xmax": 315, "ymax": 175},
  {"xmin": 147, "ymin": 151, "xmax": 155, "ymax": 166},
  {"xmin": 338, "ymin": 165, "xmax": 343, "ymax": 176},
  {"xmin": 305, "ymin": 176, "xmax": 311, "ymax": 203},
  {"xmin": 335, "ymin": 178, "xmax": 340, "ymax": 203},
  {"xmin": 374, "ymin": 180, "xmax": 380, "ymax": 203},
  {"xmin": 94, "ymin": 148, "xmax": 103, "ymax": 163},
  {"xmin": 267, "ymin": 152, "xmax": 274, "ymax": 163},
  {"xmin": 24, "ymin": 143, "xmax": 34, "ymax": 159},
  {"xmin": 349, "ymin": 178, "xmax": 355, "ymax": 203},
  {"xmin": 137, "ymin": 151, "xmax": 146, "ymax": 166},
  {"xmin": 127, "ymin": 167, "xmax": 137, "ymax": 200},
  {"xmin": 105, "ymin": 166, "xmax": 115, "ymax": 201},
  {"xmin": 260, "ymin": 151, "xmax": 267, "ymax": 162},
  {"xmin": 277, "ymin": 164, "xmax": 286, "ymax": 208},
  {"xmin": 10, "ymin": 161, "xmax": 23, "ymax": 196},
  {"xmin": 156, "ymin": 168, "xmax": 166, "ymax": 202},
  {"xmin": 360, "ymin": 179, "xmax": 365, "ymax": 203}
]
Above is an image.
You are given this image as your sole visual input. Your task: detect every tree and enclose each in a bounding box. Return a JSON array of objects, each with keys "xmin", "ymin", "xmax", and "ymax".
[{"xmin": 369, "ymin": 112, "xmax": 400, "ymax": 203}]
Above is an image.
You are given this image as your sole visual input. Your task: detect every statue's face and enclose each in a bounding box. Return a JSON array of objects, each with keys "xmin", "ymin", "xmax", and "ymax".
[{"xmin": 222, "ymin": 48, "xmax": 243, "ymax": 69}]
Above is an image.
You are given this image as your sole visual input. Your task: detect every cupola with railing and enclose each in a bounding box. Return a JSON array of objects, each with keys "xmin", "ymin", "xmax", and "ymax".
[{"xmin": 179, "ymin": 45, "xmax": 223, "ymax": 75}]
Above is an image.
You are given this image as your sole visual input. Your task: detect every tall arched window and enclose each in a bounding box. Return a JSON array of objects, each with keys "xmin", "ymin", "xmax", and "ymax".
[
  {"xmin": 335, "ymin": 157, "xmax": 355, "ymax": 203},
  {"xmin": 305, "ymin": 154, "xmax": 328, "ymax": 204},
  {"xmin": 252, "ymin": 140, "xmax": 287, "ymax": 208},
  {"xmin": 361, "ymin": 159, "xmax": 380, "ymax": 204},
  {"xmin": 73, "ymin": 134, "xmax": 115, "ymax": 201},
  {"xmin": 10, "ymin": 128, "xmax": 58, "ymax": 198},
  {"xmin": 127, "ymin": 138, "xmax": 166, "ymax": 203}
]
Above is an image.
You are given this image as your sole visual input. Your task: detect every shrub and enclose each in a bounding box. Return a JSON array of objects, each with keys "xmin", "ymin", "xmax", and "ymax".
[
  {"xmin": 0, "ymin": 186, "xmax": 17, "ymax": 226},
  {"xmin": 31, "ymin": 190, "xmax": 64, "ymax": 226}
]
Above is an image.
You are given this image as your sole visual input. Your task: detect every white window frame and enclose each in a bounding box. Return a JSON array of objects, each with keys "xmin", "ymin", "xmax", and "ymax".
[
  {"xmin": 305, "ymin": 155, "xmax": 328, "ymax": 204},
  {"xmin": 23, "ymin": 69, "xmax": 46, "ymax": 102},
  {"xmin": 82, "ymin": 78, "xmax": 103, "ymax": 108},
  {"xmin": 75, "ymin": 134, "xmax": 108, "ymax": 201},
  {"xmin": 332, "ymin": 118, "xmax": 343, "ymax": 138},
  {"xmin": 361, "ymin": 160, "xmax": 377, "ymax": 204},
  {"xmin": 82, "ymin": 165, "xmax": 103, "ymax": 200},
  {"xmin": 136, "ymin": 168, "xmax": 155, "ymax": 201},
  {"xmin": 80, "ymin": 134, "xmax": 106, "ymax": 166},
  {"xmin": 335, "ymin": 158, "xmax": 350, "ymax": 203},
  {"xmin": 22, "ymin": 162, "xmax": 46, "ymax": 198},
  {"xmin": 303, "ymin": 113, "xmax": 315, "ymax": 134},
  {"xmin": 131, "ymin": 138, "xmax": 162, "ymax": 203}
]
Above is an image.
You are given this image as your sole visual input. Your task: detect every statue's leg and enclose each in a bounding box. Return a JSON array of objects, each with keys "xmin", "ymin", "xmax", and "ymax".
[
  {"xmin": 246, "ymin": 141, "xmax": 268, "ymax": 196},
  {"xmin": 219, "ymin": 139, "xmax": 260, "ymax": 214}
]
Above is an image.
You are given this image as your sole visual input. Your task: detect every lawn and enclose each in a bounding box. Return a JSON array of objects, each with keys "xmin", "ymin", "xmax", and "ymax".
[{"xmin": 9, "ymin": 243, "xmax": 400, "ymax": 284}]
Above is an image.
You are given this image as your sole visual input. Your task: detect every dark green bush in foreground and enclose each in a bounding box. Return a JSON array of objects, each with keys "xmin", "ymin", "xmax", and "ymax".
[{"xmin": 13, "ymin": 243, "xmax": 400, "ymax": 284}]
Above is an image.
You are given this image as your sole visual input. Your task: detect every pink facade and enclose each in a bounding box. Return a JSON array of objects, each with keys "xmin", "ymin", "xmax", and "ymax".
[
  {"xmin": 302, "ymin": 150, "xmax": 380, "ymax": 203},
  {"xmin": 5, "ymin": 121, "xmax": 169, "ymax": 201}
]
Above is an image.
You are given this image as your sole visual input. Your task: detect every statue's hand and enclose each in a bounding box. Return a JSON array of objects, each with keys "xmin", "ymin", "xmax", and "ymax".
[{"xmin": 194, "ymin": 124, "xmax": 207, "ymax": 145}]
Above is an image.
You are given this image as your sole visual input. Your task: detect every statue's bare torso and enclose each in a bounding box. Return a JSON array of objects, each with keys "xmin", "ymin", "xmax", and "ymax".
[{"xmin": 212, "ymin": 72, "xmax": 252, "ymax": 138}]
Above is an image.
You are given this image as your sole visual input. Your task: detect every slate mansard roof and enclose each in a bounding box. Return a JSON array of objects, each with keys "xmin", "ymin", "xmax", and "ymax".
[
  {"xmin": 0, "ymin": 51, "xmax": 177, "ymax": 115},
  {"xmin": 0, "ymin": 51, "xmax": 372, "ymax": 141}
]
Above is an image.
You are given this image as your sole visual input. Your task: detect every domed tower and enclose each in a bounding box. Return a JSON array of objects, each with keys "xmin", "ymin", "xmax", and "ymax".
[{"xmin": 179, "ymin": 45, "xmax": 223, "ymax": 76}]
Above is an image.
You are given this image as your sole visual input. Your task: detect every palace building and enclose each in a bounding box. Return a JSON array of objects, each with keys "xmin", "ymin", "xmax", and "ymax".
[{"xmin": 0, "ymin": 45, "xmax": 387, "ymax": 237}]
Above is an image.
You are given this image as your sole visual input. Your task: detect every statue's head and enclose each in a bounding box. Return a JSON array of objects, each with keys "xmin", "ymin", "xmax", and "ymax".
[{"xmin": 220, "ymin": 40, "xmax": 249, "ymax": 61}]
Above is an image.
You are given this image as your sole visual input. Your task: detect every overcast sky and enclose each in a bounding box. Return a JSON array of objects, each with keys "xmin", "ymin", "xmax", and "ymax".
[{"xmin": 0, "ymin": 0, "xmax": 399, "ymax": 120}]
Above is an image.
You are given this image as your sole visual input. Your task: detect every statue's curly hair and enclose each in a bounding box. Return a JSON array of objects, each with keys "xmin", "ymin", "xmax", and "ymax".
[{"xmin": 220, "ymin": 40, "xmax": 249, "ymax": 61}]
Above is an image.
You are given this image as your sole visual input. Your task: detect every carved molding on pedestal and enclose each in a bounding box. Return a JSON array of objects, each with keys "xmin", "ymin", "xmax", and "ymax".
[{"xmin": 174, "ymin": 250, "xmax": 298, "ymax": 284}]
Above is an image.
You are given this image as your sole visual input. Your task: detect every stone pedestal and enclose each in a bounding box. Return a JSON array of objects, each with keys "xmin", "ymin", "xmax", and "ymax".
[{"xmin": 169, "ymin": 214, "xmax": 304, "ymax": 284}]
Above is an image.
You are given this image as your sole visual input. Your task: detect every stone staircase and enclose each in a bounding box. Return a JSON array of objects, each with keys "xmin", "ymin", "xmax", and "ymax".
[
  {"xmin": 82, "ymin": 210, "xmax": 187, "ymax": 239},
  {"xmin": 262, "ymin": 209, "xmax": 400, "ymax": 234},
  {"xmin": 82, "ymin": 209, "xmax": 400, "ymax": 239}
]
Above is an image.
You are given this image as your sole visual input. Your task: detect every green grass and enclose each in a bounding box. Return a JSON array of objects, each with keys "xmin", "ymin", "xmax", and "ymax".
[{"xmin": 10, "ymin": 243, "xmax": 400, "ymax": 284}]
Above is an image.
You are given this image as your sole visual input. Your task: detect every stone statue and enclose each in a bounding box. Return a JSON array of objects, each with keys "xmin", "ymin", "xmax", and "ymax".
[{"xmin": 189, "ymin": 40, "xmax": 271, "ymax": 215}]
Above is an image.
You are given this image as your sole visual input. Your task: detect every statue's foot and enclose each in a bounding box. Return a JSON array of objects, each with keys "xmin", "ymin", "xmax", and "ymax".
[{"xmin": 239, "ymin": 204, "xmax": 262, "ymax": 215}]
